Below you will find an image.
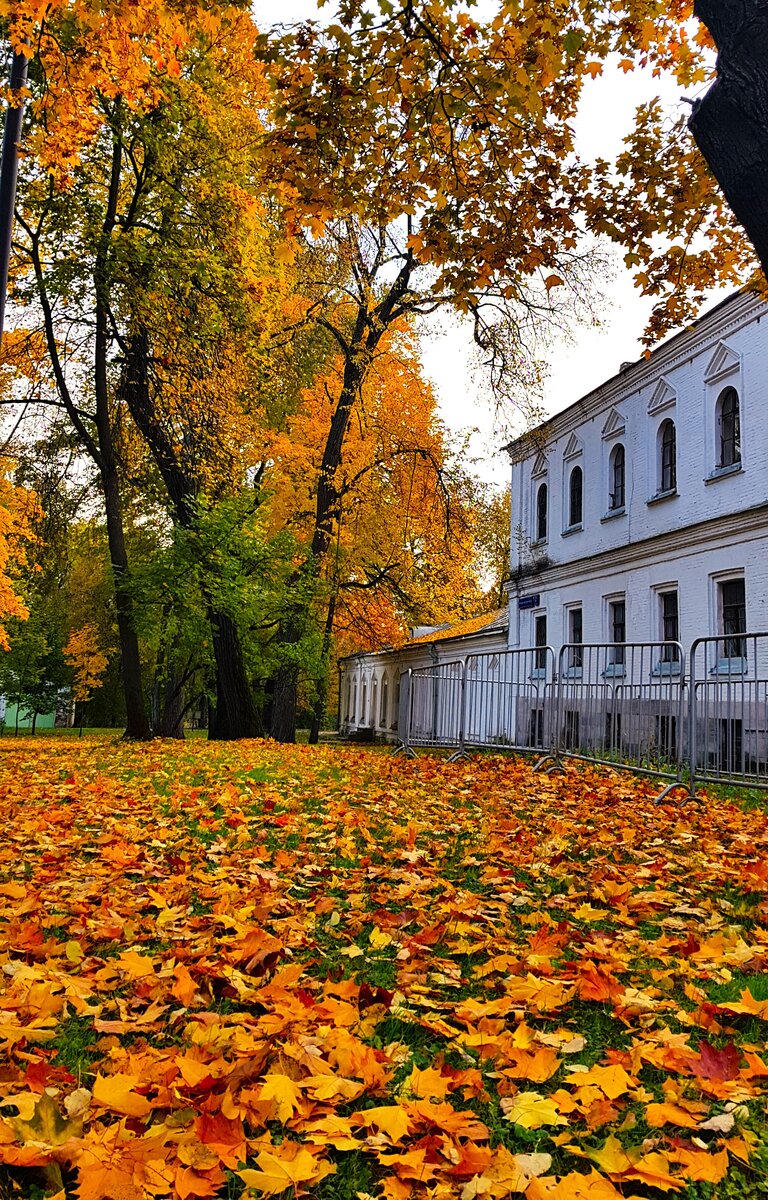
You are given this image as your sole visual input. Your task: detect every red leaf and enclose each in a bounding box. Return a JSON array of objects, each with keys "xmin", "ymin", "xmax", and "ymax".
[{"xmin": 692, "ymin": 1040, "xmax": 741, "ymax": 1080}]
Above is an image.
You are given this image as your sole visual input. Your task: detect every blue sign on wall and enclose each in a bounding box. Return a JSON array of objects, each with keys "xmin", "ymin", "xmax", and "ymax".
[{"xmin": 518, "ymin": 594, "xmax": 541, "ymax": 610}]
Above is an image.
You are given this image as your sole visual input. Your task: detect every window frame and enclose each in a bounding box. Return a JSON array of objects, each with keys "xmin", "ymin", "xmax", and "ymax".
[
  {"xmin": 568, "ymin": 464, "xmax": 583, "ymax": 528},
  {"xmin": 609, "ymin": 597, "xmax": 626, "ymax": 665},
  {"xmin": 608, "ymin": 443, "xmax": 626, "ymax": 511},
  {"xmin": 719, "ymin": 577, "xmax": 746, "ymax": 660},
  {"xmin": 659, "ymin": 589, "xmax": 681, "ymax": 662},
  {"xmin": 566, "ymin": 605, "xmax": 583, "ymax": 671},
  {"xmin": 717, "ymin": 386, "xmax": 741, "ymax": 469},
  {"xmin": 534, "ymin": 612, "xmax": 547, "ymax": 672},
  {"xmin": 659, "ymin": 418, "xmax": 677, "ymax": 494},
  {"xmin": 535, "ymin": 481, "xmax": 548, "ymax": 542}
]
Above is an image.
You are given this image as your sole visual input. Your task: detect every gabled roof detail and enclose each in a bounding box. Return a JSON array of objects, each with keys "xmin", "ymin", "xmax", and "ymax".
[
  {"xmin": 563, "ymin": 432, "xmax": 584, "ymax": 459},
  {"xmin": 531, "ymin": 451, "xmax": 548, "ymax": 477},
  {"xmin": 705, "ymin": 341, "xmax": 740, "ymax": 383},
  {"xmin": 601, "ymin": 407, "xmax": 626, "ymax": 440},
  {"xmin": 648, "ymin": 377, "xmax": 676, "ymax": 415}
]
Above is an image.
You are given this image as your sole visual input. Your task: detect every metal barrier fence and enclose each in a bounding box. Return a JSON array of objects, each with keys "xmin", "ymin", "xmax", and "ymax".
[
  {"xmin": 399, "ymin": 659, "xmax": 465, "ymax": 752},
  {"xmin": 555, "ymin": 642, "xmax": 686, "ymax": 791},
  {"xmin": 396, "ymin": 640, "xmax": 685, "ymax": 799},
  {"xmin": 462, "ymin": 646, "xmax": 557, "ymax": 757},
  {"xmin": 393, "ymin": 635, "xmax": 768, "ymax": 800},
  {"xmin": 689, "ymin": 632, "xmax": 768, "ymax": 795}
]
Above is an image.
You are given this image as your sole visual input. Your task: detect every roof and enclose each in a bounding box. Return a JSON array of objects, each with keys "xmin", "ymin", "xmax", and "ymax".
[
  {"xmin": 503, "ymin": 288, "xmax": 756, "ymax": 454},
  {"xmin": 406, "ymin": 607, "xmax": 508, "ymax": 646}
]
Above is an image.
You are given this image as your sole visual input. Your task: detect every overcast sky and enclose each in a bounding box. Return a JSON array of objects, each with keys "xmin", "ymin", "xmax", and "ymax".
[{"xmin": 254, "ymin": 0, "xmax": 727, "ymax": 484}]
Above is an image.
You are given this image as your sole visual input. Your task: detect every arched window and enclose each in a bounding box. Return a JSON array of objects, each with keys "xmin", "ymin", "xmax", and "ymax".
[
  {"xmin": 717, "ymin": 387, "xmax": 741, "ymax": 468},
  {"xmin": 568, "ymin": 466, "xmax": 583, "ymax": 527},
  {"xmin": 659, "ymin": 419, "xmax": 676, "ymax": 493},
  {"xmin": 361, "ymin": 681, "xmax": 367, "ymax": 724},
  {"xmin": 380, "ymin": 675, "xmax": 389, "ymax": 726},
  {"xmin": 609, "ymin": 443, "xmax": 625, "ymax": 510},
  {"xmin": 371, "ymin": 677, "xmax": 378, "ymax": 726},
  {"xmin": 536, "ymin": 482, "xmax": 548, "ymax": 541},
  {"xmin": 352, "ymin": 681, "xmax": 358, "ymax": 722}
]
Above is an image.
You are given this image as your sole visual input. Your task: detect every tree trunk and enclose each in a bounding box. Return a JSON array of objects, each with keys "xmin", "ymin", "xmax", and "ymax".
[
  {"xmin": 308, "ymin": 593, "xmax": 336, "ymax": 744},
  {"xmin": 121, "ymin": 328, "xmax": 259, "ymax": 742},
  {"xmin": 156, "ymin": 662, "xmax": 186, "ymax": 738},
  {"xmin": 101, "ymin": 460, "xmax": 152, "ymax": 739},
  {"xmin": 270, "ymin": 362, "xmax": 364, "ymax": 743},
  {"xmin": 93, "ymin": 115, "xmax": 151, "ymax": 740},
  {"xmin": 208, "ymin": 609, "xmax": 260, "ymax": 740},
  {"xmin": 270, "ymin": 614, "xmax": 302, "ymax": 743},
  {"xmin": 689, "ymin": 0, "xmax": 768, "ymax": 277}
]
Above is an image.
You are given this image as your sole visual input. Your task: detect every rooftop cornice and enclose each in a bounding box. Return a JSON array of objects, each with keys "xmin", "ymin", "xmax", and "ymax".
[{"xmin": 505, "ymin": 289, "xmax": 765, "ymax": 455}]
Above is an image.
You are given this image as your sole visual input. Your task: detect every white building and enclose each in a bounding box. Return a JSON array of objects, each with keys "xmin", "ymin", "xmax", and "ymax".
[
  {"xmin": 507, "ymin": 287, "xmax": 763, "ymax": 664},
  {"xmin": 340, "ymin": 289, "xmax": 768, "ymax": 761}
]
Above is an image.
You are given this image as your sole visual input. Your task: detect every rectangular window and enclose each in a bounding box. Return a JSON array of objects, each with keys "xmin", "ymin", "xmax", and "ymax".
[
  {"xmin": 528, "ymin": 708, "xmax": 544, "ymax": 748},
  {"xmin": 610, "ymin": 599, "xmax": 626, "ymax": 665},
  {"xmin": 660, "ymin": 590, "xmax": 680, "ymax": 661},
  {"xmin": 605, "ymin": 711, "xmax": 622, "ymax": 752},
  {"xmin": 568, "ymin": 607, "xmax": 583, "ymax": 669},
  {"xmin": 534, "ymin": 613, "xmax": 547, "ymax": 670},
  {"xmin": 719, "ymin": 578, "xmax": 746, "ymax": 658},
  {"xmin": 564, "ymin": 709, "xmax": 580, "ymax": 750},
  {"xmin": 656, "ymin": 715, "xmax": 678, "ymax": 761}
]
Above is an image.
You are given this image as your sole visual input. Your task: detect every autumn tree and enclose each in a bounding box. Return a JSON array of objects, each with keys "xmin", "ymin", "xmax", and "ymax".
[
  {"xmin": 6, "ymin": 1, "xmax": 300, "ymax": 738},
  {"xmin": 255, "ymin": 0, "xmax": 757, "ymax": 739},
  {"xmin": 267, "ymin": 325, "xmax": 481, "ymax": 737}
]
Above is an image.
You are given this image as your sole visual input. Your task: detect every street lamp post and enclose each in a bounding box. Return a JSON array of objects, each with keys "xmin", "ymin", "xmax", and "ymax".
[{"xmin": 0, "ymin": 50, "xmax": 29, "ymax": 349}]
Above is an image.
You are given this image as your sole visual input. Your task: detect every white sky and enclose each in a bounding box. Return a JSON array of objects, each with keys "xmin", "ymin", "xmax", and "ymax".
[{"xmin": 255, "ymin": 0, "xmax": 728, "ymax": 485}]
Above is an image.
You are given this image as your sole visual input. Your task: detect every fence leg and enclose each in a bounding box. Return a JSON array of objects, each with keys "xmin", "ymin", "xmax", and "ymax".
[
  {"xmin": 392, "ymin": 741, "xmax": 416, "ymax": 758},
  {"xmin": 447, "ymin": 658, "xmax": 469, "ymax": 762},
  {"xmin": 654, "ymin": 779, "xmax": 694, "ymax": 805}
]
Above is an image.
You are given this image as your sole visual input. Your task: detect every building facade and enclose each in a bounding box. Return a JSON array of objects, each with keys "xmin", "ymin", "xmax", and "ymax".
[
  {"xmin": 508, "ymin": 288, "xmax": 766, "ymax": 665},
  {"xmin": 341, "ymin": 289, "xmax": 768, "ymax": 756}
]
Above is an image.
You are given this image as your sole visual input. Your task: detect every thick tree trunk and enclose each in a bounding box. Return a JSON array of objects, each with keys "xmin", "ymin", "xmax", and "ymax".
[
  {"xmin": 270, "ymin": 614, "xmax": 302, "ymax": 743},
  {"xmin": 121, "ymin": 329, "xmax": 258, "ymax": 741},
  {"xmin": 156, "ymin": 662, "xmax": 186, "ymax": 738},
  {"xmin": 208, "ymin": 609, "xmax": 260, "ymax": 740},
  {"xmin": 93, "ymin": 116, "xmax": 151, "ymax": 740},
  {"xmin": 689, "ymin": 0, "xmax": 768, "ymax": 277},
  {"xmin": 308, "ymin": 593, "xmax": 336, "ymax": 744},
  {"xmin": 101, "ymin": 460, "xmax": 152, "ymax": 739}
]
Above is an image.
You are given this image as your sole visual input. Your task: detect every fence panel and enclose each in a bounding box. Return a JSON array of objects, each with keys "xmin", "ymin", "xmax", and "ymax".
[
  {"xmin": 404, "ymin": 659, "xmax": 465, "ymax": 751},
  {"xmin": 690, "ymin": 633, "xmax": 768, "ymax": 792},
  {"xmin": 462, "ymin": 646, "xmax": 556, "ymax": 754},
  {"xmin": 555, "ymin": 641, "xmax": 686, "ymax": 782}
]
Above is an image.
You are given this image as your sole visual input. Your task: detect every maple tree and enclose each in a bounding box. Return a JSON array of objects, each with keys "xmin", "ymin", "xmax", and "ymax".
[
  {"xmin": 267, "ymin": 326, "xmax": 481, "ymax": 739},
  {"xmin": 5, "ymin": 0, "xmax": 297, "ymax": 739},
  {"xmin": 0, "ymin": 736, "xmax": 767, "ymax": 1197},
  {"xmin": 254, "ymin": 0, "xmax": 764, "ymax": 736}
]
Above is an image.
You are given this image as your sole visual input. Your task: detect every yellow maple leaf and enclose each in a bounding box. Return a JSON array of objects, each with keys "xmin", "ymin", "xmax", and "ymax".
[
  {"xmin": 565, "ymin": 1063, "xmax": 633, "ymax": 1100},
  {"xmin": 91, "ymin": 1072, "xmax": 151, "ymax": 1118},
  {"xmin": 239, "ymin": 1147, "xmax": 335, "ymax": 1194},
  {"xmin": 501, "ymin": 1092, "xmax": 566, "ymax": 1130},
  {"xmin": 351, "ymin": 1104, "xmax": 411, "ymax": 1142},
  {"xmin": 257, "ymin": 1074, "xmax": 303, "ymax": 1123}
]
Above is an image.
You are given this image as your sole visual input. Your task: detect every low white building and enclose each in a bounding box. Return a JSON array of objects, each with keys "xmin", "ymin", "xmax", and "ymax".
[{"xmin": 340, "ymin": 289, "xmax": 768, "ymax": 766}]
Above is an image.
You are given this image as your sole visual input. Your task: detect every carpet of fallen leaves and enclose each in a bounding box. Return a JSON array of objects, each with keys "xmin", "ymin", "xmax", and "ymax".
[{"xmin": 1, "ymin": 738, "xmax": 768, "ymax": 1200}]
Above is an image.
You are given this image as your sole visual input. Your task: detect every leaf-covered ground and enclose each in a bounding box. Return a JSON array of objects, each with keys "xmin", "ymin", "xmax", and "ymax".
[{"xmin": 1, "ymin": 738, "xmax": 767, "ymax": 1200}]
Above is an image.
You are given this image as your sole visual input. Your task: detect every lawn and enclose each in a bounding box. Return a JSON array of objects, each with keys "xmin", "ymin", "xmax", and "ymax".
[{"xmin": 0, "ymin": 737, "xmax": 767, "ymax": 1200}]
